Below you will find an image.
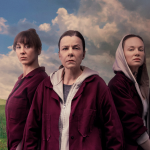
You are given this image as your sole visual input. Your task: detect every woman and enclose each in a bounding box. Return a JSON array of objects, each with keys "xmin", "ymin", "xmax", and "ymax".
[
  {"xmin": 5, "ymin": 28, "xmax": 48, "ymax": 150},
  {"xmin": 22, "ymin": 30, "xmax": 124, "ymax": 150},
  {"xmin": 108, "ymin": 34, "xmax": 150, "ymax": 150}
]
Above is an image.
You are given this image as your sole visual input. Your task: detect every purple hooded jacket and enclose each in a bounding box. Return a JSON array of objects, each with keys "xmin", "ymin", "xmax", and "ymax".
[{"xmin": 22, "ymin": 74, "xmax": 124, "ymax": 150}]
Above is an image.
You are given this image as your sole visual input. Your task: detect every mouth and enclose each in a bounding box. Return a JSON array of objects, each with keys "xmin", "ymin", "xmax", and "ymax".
[
  {"xmin": 20, "ymin": 57, "xmax": 27, "ymax": 59},
  {"xmin": 133, "ymin": 58, "xmax": 141, "ymax": 61},
  {"xmin": 67, "ymin": 60, "xmax": 75, "ymax": 62}
]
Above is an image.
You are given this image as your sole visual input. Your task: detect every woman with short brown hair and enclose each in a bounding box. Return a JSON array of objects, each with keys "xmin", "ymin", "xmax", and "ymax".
[{"xmin": 5, "ymin": 28, "xmax": 48, "ymax": 150}]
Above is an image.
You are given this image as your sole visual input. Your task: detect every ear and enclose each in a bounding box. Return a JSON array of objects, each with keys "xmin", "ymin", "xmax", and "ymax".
[{"xmin": 82, "ymin": 51, "xmax": 86, "ymax": 60}]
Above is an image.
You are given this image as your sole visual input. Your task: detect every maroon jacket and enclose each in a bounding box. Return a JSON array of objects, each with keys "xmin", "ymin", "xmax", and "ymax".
[
  {"xmin": 108, "ymin": 71, "xmax": 148, "ymax": 150},
  {"xmin": 5, "ymin": 67, "xmax": 48, "ymax": 150},
  {"xmin": 22, "ymin": 75, "xmax": 124, "ymax": 150}
]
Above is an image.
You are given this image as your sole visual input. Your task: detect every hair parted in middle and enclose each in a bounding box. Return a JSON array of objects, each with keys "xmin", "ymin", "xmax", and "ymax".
[{"xmin": 58, "ymin": 30, "xmax": 85, "ymax": 52}]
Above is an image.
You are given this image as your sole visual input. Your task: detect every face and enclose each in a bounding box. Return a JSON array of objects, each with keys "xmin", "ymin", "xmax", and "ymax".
[
  {"xmin": 15, "ymin": 42, "xmax": 40, "ymax": 66},
  {"xmin": 59, "ymin": 36, "xmax": 85, "ymax": 69},
  {"xmin": 123, "ymin": 37, "xmax": 145, "ymax": 71}
]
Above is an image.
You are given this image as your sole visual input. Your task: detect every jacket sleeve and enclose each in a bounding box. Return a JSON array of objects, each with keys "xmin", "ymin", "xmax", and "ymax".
[
  {"xmin": 22, "ymin": 82, "xmax": 44, "ymax": 150},
  {"xmin": 108, "ymin": 81, "xmax": 147, "ymax": 141},
  {"xmin": 97, "ymin": 85, "xmax": 124, "ymax": 150}
]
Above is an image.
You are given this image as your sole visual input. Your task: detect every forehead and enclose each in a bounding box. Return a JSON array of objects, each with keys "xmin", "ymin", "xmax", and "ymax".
[
  {"xmin": 124, "ymin": 37, "xmax": 144, "ymax": 47},
  {"xmin": 60, "ymin": 36, "xmax": 82, "ymax": 46}
]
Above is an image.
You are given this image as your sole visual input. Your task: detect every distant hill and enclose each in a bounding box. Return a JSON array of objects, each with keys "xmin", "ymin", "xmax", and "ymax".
[{"xmin": 0, "ymin": 99, "xmax": 6, "ymax": 105}]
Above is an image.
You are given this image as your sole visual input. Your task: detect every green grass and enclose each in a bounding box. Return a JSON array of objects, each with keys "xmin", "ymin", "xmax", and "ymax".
[
  {"xmin": 0, "ymin": 139, "xmax": 7, "ymax": 150},
  {"xmin": 0, "ymin": 99, "xmax": 6, "ymax": 105},
  {"xmin": 0, "ymin": 100, "xmax": 7, "ymax": 150}
]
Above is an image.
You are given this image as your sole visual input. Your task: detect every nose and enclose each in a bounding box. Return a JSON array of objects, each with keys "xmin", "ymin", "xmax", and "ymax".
[
  {"xmin": 20, "ymin": 47, "xmax": 25, "ymax": 54},
  {"xmin": 135, "ymin": 48, "xmax": 140, "ymax": 56},
  {"xmin": 68, "ymin": 47, "xmax": 74, "ymax": 57}
]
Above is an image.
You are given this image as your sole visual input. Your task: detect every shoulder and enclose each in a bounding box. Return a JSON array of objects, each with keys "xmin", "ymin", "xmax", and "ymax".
[
  {"xmin": 108, "ymin": 72, "xmax": 132, "ymax": 89},
  {"xmin": 29, "ymin": 70, "xmax": 48, "ymax": 86},
  {"xmin": 85, "ymin": 75, "xmax": 109, "ymax": 94},
  {"xmin": 86, "ymin": 74, "xmax": 107, "ymax": 86},
  {"xmin": 38, "ymin": 76, "xmax": 51, "ymax": 88},
  {"xmin": 33, "ymin": 69, "xmax": 48, "ymax": 80}
]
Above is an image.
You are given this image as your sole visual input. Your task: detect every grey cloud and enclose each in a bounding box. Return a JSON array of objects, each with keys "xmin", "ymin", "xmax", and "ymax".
[
  {"xmin": 119, "ymin": 0, "xmax": 150, "ymax": 19},
  {"xmin": 78, "ymin": 0, "xmax": 103, "ymax": 16}
]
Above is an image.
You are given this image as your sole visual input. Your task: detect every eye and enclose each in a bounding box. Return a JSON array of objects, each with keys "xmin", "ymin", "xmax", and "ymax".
[
  {"xmin": 139, "ymin": 48, "xmax": 144, "ymax": 51},
  {"xmin": 16, "ymin": 45, "xmax": 21, "ymax": 49},
  {"xmin": 62, "ymin": 47, "xmax": 68, "ymax": 50},
  {"xmin": 25, "ymin": 45, "xmax": 30, "ymax": 48},
  {"xmin": 129, "ymin": 49, "xmax": 134, "ymax": 51},
  {"xmin": 74, "ymin": 47, "xmax": 79, "ymax": 50}
]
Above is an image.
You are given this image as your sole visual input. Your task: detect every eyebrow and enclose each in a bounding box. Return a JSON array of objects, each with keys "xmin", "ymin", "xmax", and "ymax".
[
  {"xmin": 61, "ymin": 44, "xmax": 81, "ymax": 48},
  {"xmin": 127, "ymin": 46, "xmax": 144, "ymax": 48},
  {"xmin": 16, "ymin": 43, "xmax": 20, "ymax": 46},
  {"xmin": 73, "ymin": 44, "xmax": 80, "ymax": 47}
]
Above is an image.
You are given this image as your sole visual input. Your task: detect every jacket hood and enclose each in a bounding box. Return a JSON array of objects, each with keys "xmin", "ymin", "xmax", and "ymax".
[
  {"xmin": 113, "ymin": 34, "xmax": 149, "ymax": 101},
  {"xmin": 50, "ymin": 66, "xmax": 99, "ymax": 100},
  {"xmin": 50, "ymin": 66, "xmax": 99, "ymax": 86}
]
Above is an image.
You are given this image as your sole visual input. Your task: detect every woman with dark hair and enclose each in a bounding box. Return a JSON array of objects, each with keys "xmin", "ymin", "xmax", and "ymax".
[
  {"xmin": 22, "ymin": 30, "xmax": 124, "ymax": 150},
  {"xmin": 108, "ymin": 34, "xmax": 150, "ymax": 150},
  {"xmin": 5, "ymin": 28, "xmax": 48, "ymax": 150}
]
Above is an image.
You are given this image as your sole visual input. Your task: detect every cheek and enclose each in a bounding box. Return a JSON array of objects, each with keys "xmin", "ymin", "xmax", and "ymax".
[
  {"xmin": 124, "ymin": 52, "xmax": 132, "ymax": 63},
  {"xmin": 141, "ymin": 53, "xmax": 145, "ymax": 63},
  {"xmin": 59, "ymin": 53, "xmax": 66, "ymax": 64},
  {"xmin": 76, "ymin": 53, "xmax": 84, "ymax": 63},
  {"xmin": 29, "ymin": 51, "xmax": 38, "ymax": 59}
]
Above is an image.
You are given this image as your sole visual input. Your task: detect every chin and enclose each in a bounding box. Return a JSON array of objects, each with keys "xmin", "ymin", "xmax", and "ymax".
[
  {"xmin": 21, "ymin": 61, "xmax": 33, "ymax": 66},
  {"xmin": 65, "ymin": 65, "xmax": 77, "ymax": 69}
]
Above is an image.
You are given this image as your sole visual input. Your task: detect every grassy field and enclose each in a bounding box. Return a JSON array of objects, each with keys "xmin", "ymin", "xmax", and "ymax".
[
  {"xmin": 0, "ymin": 99, "xmax": 7, "ymax": 150},
  {"xmin": 0, "ymin": 99, "xmax": 6, "ymax": 105}
]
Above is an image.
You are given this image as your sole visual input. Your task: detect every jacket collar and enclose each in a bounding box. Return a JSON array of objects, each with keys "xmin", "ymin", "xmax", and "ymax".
[
  {"xmin": 49, "ymin": 66, "xmax": 99, "ymax": 101},
  {"xmin": 44, "ymin": 75, "xmax": 97, "ymax": 101},
  {"xmin": 18, "ymin": 67, "xmax": 45, "ymax": 79}
]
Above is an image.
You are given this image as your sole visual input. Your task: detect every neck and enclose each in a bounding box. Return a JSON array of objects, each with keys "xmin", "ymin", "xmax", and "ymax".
[
  {"xmin": 63, "ymin": 66, "xmax": 82, "ymax": 85},
  {"xmin": 130, "ymin": 66, "xmax": 139, "ymax": 79},
  {"xmin": 22, "ymin": 60, "xmax": 39, "ymax": 78}
]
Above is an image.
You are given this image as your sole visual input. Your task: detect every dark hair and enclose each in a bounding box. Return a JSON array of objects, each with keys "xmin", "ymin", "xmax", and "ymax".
[
  {"xmin": 13, "ymin": 28, "xmax": 42, "ymax": 51},
  {"xmin": 58, "ymin": 30, "xmax": 85, "ymax": 52},
  {"xmin": 122, "ymin": 34, "xmax": 144, "ymax": 85}
]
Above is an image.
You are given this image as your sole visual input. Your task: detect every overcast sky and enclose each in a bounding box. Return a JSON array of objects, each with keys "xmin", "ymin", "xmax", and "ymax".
[{"xmin": 0, "ymin": 0, "xmax": 150, "ymax": 99}]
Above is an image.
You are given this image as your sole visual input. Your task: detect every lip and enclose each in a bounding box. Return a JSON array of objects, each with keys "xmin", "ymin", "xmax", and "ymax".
[
  {"xmin": 133, "ymin": 58, "xmax": 141, "ymax": 61},
  {"xmin": 20, "ymin": 57, "xmax": 27, "ymax": 59},
  {"xmin": 66, "ymin": 60, "xmax": 75, "ymax": 62}
]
